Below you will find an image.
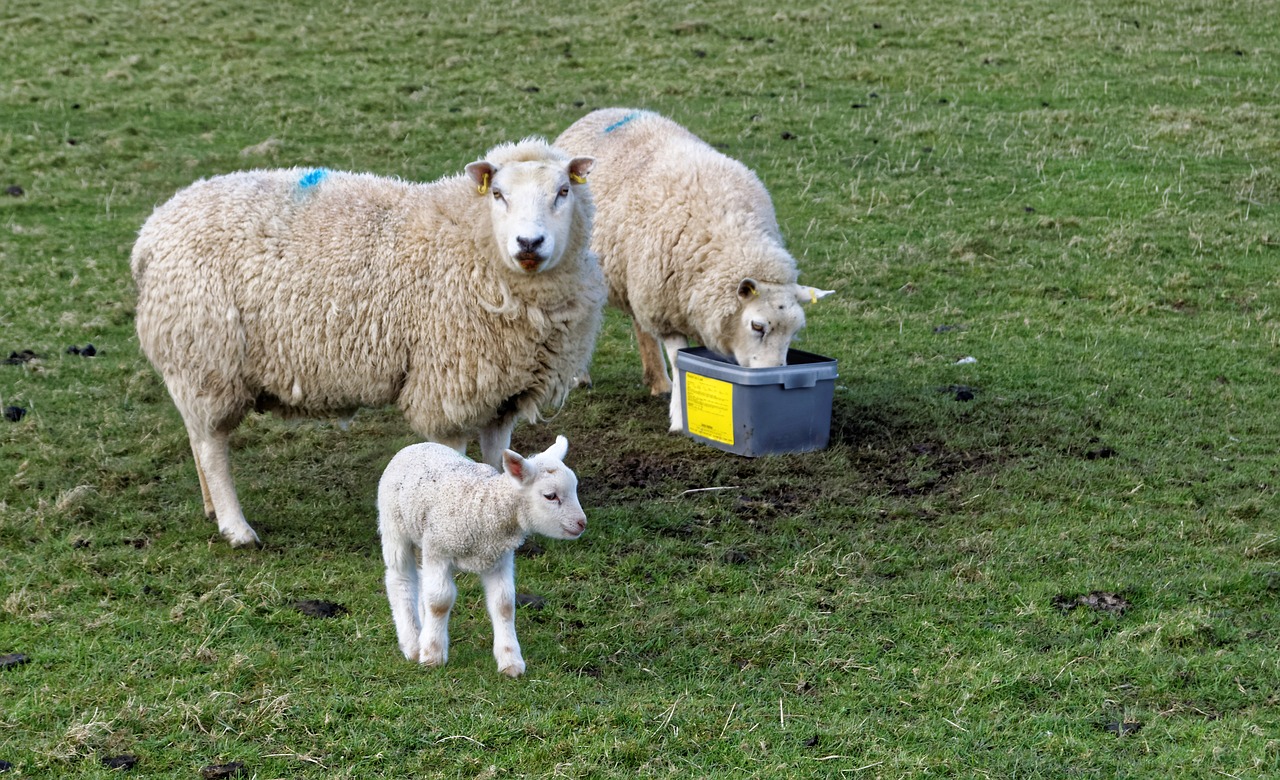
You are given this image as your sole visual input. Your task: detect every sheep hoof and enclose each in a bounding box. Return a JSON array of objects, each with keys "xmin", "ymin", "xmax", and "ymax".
[{"xmin": 499, "ymin": 662, "xmax": 526, "ymax": 678}]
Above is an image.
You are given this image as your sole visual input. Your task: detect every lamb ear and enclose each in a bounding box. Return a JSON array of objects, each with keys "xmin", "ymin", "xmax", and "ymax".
[
  {"xmin": 502, "ymin": 449, "xmax": 530, "ymax": 483},
  {"xmin": 796, "ymin": 285, "xmax": 835, "ymax": 305},
  {"xmin": 567, "ymin": 157, "xmax": 594, "ymax": 185},
  {"xmin": 545, "ymin": 435, "xmax": 569, "ymax": 462},
  {"xmin": 465, "ymin": 161, "xmax": 497, "ymax": 195},
  {"xmin": 737, "ymin": 278, "xmax": 759, "ymax": 300}
]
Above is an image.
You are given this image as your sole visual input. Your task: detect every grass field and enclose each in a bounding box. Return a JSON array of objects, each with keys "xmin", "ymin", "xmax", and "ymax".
[{"xmin": 2, "ymin": 0, "xmax": 1278, "ymax": 777}]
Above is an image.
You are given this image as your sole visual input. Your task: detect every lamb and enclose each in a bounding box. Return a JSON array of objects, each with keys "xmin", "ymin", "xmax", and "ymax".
[
  {"xmin": 555, "ymin": 109, "xmax": 833, "ymax": 431},
  {"xmin": 131, "ymin": 139, "xmax": 604, "ymax": 547},
  {"xmin": 377, "ymin": 435, "xmax": 586, "ymax": 677}
]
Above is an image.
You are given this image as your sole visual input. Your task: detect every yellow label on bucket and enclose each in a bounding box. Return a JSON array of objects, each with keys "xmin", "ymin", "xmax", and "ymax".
[{"xmin": 685, "ymin": 372, "xmax": 734, "ymax": 445}]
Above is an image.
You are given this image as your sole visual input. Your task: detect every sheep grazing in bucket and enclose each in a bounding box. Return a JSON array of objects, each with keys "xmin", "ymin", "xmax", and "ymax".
[
  {"xmin": 131, "ymin": 140, "xmax": 604, "ymax": 547},
  {"xmin": 556, "ymin": 109, "xmax": 833, "ymax": 431},
  {"xmin": 377, "ymin": 435, "xmax": 587, "ymax": 677}
]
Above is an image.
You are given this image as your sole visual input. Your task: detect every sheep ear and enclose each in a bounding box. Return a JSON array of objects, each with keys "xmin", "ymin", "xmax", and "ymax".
[
  {"xmin": 737, "ymin": 278, "xmax": 759, "ymax": 300},
  {"xmin": 502, "ymin": 449, "xmax": 530, "ymax": 483},
  {"xmin": 796, "ymin": 285, "xmax": 835, "ymax": 305},
  {"xmin": 465, "ymin": 161, "xmax": 497, "ymax": 195},
  {"xmin": 567, "ymin": 156, "xmax": 594, "ymax": 185},
  {"xmin": 545, "ymin": 435, "xmax": 569, "ymax": 462}
]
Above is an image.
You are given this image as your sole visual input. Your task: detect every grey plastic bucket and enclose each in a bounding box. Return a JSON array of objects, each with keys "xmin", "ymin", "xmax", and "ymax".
[{"xmin": 675, "ymin": 347, "xmax": 838, "ymax": 457}]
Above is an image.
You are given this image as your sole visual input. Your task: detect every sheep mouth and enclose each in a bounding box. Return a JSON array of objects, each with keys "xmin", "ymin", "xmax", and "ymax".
[{"xmin": 515, "ymin": 252, "xmax": 545, "ymax": 272}]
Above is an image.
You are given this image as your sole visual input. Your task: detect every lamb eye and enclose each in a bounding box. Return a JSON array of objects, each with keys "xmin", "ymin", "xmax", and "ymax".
[
  {"xmin": 543, "ymin": 492, "xmax": 558, "ymax": 502},
  {"xmin": 492, "ymin": 189, "xmax": 504, "ymax": 202},
  {"xmin": 751, "ymin": 321, "xmax": 766, "ymax": 334},
  {"xmin": 558, "ymin": 186, "xmax": 570, "ymax": 199}
]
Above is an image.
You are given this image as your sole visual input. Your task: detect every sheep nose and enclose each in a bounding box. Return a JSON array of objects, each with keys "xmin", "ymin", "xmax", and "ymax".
[{"xmin": 516, "ymin": 235, "xmax": 545, "ymax": 254}]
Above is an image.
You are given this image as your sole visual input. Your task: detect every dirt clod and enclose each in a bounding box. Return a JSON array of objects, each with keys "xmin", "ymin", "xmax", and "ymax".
[
  {"xmin": 1052, "ymin": 591, "xmax": 1130, "ymax": 614},
  {"xmin": 515, "ymin": 593, "xmax": 547, "ymax": 610},
  {"xmin": 200, "ymin": 761, "xmax": 246, "ymax": 779},
  {"xmin": 294, "ymin": 600, "xmax": 347, "ymax": 618},
  {"xmin": 0, "ymin": 654, "xmax": 29, "ymax": 670},
  {"xmin": 1103, "ymin": 720, "xmax": 1143, "ymax": 736},
  {"xmin": 101, "ymin": 754, "xmax": 137, "ymax": 770}
]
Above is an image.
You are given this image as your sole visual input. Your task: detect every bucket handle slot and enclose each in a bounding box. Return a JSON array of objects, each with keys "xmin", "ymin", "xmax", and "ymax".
[{"xmin": 783, "ymin": 371, "xmax": 818, "ymax": 390}]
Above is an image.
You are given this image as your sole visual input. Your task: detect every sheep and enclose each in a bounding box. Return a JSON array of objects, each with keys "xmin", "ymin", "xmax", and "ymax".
[
  {"xmin": 377, "ymin": 435, "xmax": 586, "ymax": 677},
  {"xmin": 555, "ymin": 109, "xmax": 834, "ymax": 431},
  {"xmin": 131, "ymin": 139, "xmax": 603, "ymax": 547}
]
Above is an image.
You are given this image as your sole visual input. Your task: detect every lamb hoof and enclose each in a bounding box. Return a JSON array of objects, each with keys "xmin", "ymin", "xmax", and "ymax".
[
  {"xmin": 224, "ymin": 527, "xmax": 262, "ymax": 548},
  {"xmin": 499, "ymin": 661, "xmax": 526, "ymax": 678}
]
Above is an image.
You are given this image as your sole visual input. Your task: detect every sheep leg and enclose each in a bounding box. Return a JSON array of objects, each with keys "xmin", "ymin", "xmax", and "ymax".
[
  {"xmin": 478, "ymin": 418, "xmax": 517, "ymax": 471},
  {"xmin": 480, "ymin": 551, "xmax": 525, "ymax": 678},
  {"xmin": 417, "ymin": 558, "xmax": 456, "ymax": 667},
  {"xmin": 662, "ymin": 335, "xmax": 690, "ymax": 433},
  {"xmin": 382, "ymin": 534, "xmax": 422, "ymax": 662},
  {"xmin": 188, "ymin": 429, "xmax": 261, "ymax": 548},
  {"xmin": 635, "ymin": 322, "xmax": 671, "ymax": 396},
  {"xmin": 185, "ymin": 434, "xmax": 215, "ymax": 519}
]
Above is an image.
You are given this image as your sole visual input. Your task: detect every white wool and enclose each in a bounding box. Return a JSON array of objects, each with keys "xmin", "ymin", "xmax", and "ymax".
[
  {"xmin": 132, "ymin": 140, "xmax": 603, "ymax": 546},
  {"xmin": 555, "ymin": 109, "xmax": 833, "ymax": 431}
]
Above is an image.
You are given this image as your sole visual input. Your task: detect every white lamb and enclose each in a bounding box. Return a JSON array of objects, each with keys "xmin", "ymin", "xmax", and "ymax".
[
  {"xmin": 377, "ymin": 435, "xmax": 586, "ymax": 677},
  {"xmin": 131, "ymin": 139, "xmax": 603, "ymax": 547},
  {"xmin": 555, "ymin": 109, "xmax": 833, "ymax": 431}
]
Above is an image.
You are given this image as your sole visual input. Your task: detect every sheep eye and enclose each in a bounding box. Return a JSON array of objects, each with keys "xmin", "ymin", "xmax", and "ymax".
[
  {"xmin": 557, "ymin": 186, "xmax": 570, "ymax": 199},
  {"xmin": 492, "ymin": 189, "xmax": 504, "ymax": 202},
  {"xmin": 543, "ymin": 492, "xmax": 558, "ymax": 502},
  {"xmin": 751, "ymin": 321, "xmax": 766, "ymax": 334}
]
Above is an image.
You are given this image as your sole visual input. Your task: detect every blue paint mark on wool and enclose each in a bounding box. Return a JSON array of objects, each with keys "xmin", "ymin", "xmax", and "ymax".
[
  {"xmin": 603, "ymin": 112, "xmax": 641, "ymax": 134},
  {"xmin": 298, "ymin": 169, "xmax": 328, "ymax": 189}
]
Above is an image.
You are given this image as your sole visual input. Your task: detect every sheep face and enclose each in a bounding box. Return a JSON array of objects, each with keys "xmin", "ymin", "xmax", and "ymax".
[
  {"xmin": 730, "ymin": 278, "xmax": 835, "ymax": 368},
  {"xmin": 501, "ymin": 435, "xmax": 587, "ymax": 540},
  {"xmin": 467, "ymin": 157, "xmax": 595, "ymax": 275}
]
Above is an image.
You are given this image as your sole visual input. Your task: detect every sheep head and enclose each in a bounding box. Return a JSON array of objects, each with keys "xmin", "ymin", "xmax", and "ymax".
[
  {"xmin": 728, "ymin": 277, "xmax": 834, "ymax": 368},
  {"xmin": 501, "ymin": 435, "xmax": 587, "ymax": 540},
  {"xmin": 467, "ymin": 142, "xmax": 595, "ymax": 275}
]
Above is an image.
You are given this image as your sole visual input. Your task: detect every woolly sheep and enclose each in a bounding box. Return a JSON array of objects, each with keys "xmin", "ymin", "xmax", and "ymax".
[
  {"xmin": 555, "ymin": 109, "xmax": 834, "ymax": 431},
  {"xmin": 377, "ymin": 435, "xmax": 586, "ymax": 677},
  {"xmin": 132, "ymin": 140, "xmax": 603, "ymax": 547}
]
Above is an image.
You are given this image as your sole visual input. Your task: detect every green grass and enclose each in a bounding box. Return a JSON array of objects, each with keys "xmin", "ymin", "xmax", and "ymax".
[{"xmin": 3, "ymin": 0, "xmax": 1278, "ymax": 777}]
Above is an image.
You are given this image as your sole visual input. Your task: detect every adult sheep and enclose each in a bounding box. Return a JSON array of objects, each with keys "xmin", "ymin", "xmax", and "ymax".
[
  {"xmin": 132, "ymin": 139, "xmax": 604, "ymax": 548},
  {"xmin": 555, "ymin": 109, "xmax": 833, "ymax": 432}
]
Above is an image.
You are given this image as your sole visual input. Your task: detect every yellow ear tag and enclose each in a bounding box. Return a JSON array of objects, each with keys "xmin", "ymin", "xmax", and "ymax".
[
  {"xmin": 752, "ymin": 286, "xmax": 760, "ymax": 297},
  {"xmin": 809, "ymin": 288, "xmax": 817, "ymax": 304},
  {"xmin": 569, "ymin": 172, "xmax": 587, "ymax": 185},
  {"xmin": 477, "ymin": 172, "xmax": 489, "ymax": 195}
]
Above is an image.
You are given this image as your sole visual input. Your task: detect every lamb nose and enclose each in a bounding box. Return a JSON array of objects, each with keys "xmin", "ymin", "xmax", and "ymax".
[{"xmin": 517, "ymin": 236, "xmax": 544, "ymax": 253}]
